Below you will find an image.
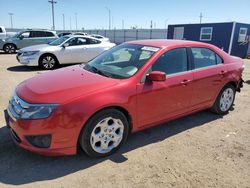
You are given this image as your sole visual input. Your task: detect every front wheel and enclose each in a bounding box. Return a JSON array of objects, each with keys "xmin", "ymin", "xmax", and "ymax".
[
  {"xmin": 211, "ymin": 84, "xmax": 236, "ymax": 115},
  {"xmin": 3, "ymin": 44, "xmax": 16, "ymax": 54},
  {"xmin": 79, "ymin": 109, "xmax": 129, "ymax": 157},
  {"xmin": 39, "ymin": 54, "xmax": 57, "ymax": 70}
]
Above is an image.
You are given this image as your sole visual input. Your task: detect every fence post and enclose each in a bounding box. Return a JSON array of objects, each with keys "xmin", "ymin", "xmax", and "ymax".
[
  {"xmin": 136, "ymin": 29, "xmax": 138, "ymax": 40},
  {"xmin": 114, "ymin": 29, "xmax": 116, "ymax": 43},
  {"xmin": 150, "ymin": 29, "xmax": 152, "ymax": 39}
]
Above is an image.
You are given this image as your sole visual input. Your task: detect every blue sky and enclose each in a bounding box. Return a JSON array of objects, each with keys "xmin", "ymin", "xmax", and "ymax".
[{"xmin": 0, "ymin": 0, "xmax": 249, "ymax": 30}]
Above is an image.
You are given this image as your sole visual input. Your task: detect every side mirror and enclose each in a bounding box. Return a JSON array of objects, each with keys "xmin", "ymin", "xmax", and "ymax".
[
  {"xmin": 63, "ymin": 43, "xmax": 69, "ymax": 48},
  {"xmin": 19, "ymin": 35, "xmax": 24, "ymax": 40},
  {"xmin": 147, "ymin": 71, "xmax": 166, "ymax": 82}
]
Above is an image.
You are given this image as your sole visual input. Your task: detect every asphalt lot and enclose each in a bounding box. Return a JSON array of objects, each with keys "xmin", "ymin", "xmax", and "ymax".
[{"xmin": 0, "ymin": 53, "xmax": 250, "ymax": 188}]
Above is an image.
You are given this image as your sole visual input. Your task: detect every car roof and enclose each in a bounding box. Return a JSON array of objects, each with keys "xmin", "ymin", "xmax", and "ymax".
[
  {"xmin": 68, "ymin": 35, "xmax": 102, "ymax": 41},
  {"xmin": 127, "ymin": 39, "xmax": 215, "ymax": 49}
]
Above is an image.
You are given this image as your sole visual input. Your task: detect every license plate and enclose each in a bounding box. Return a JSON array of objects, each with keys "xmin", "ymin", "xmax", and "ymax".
[{"xmin": 4, "ymin": 109, "xmax": 10, "ymax": 128}]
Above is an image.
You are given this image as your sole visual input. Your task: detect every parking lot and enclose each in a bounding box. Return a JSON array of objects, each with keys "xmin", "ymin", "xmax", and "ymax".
[{"xmin": 0, "ymin": 54, "xmax": 250, "ymax": 187}]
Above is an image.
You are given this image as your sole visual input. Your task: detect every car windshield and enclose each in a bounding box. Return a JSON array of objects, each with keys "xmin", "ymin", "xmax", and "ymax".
[
  {"xmin": 49, "ymin": 36, "xmax": 70, "ymax": 46},
  {"xmin": 83, "ymin": 44, "xmax": 159, "ymax": 79}
]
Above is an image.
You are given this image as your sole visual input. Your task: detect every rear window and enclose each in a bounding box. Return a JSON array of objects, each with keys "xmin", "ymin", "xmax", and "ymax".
[
  {"xmin": 45, "ymin": 32, "xmax": 55, "ymax": 37},
  {"xmin": 0, "ymin": 27, "xmax": 3, "ymax": 33}
]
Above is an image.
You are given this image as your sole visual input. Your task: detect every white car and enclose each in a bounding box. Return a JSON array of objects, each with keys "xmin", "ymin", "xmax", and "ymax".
[
  {"xmin": 16, "ymin": 35, "xmax": 116, "ymax": 69},
  {"xmin": 91, "ymin": 34, "xmax": 110, "ymax": 42}
]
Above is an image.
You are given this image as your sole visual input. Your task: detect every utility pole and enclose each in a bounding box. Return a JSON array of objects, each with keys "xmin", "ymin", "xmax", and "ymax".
[
  {"xmin": 150, "ymin": 20, "xmax": 153, "ymax": 29},
  {"xmin": 62, "ymin": 14, "xmax": 65, "ymax": 30},
  {"xmin": 122, "ymin": 19, "xmax": 124, "ymax": 29},
  {"xmin": 48, "ymin": 0, "xmax": 57, "ymax": 30},
  {"xmin": 105, "ymin": 7, "xmax": 111, "ymax": 30},
  {"xmin": 75, "ymin": 13, "xmax": 78, "ymax": 30},
  {"xmin": 8, "ymin": 13, "xmax": 13, "ymax": 29},
  {"xmin": 199, "ymin": 12, "xmax": 203, "ymax": 24},
  {"xmin": 70, "ymin": 16, "xmax": 72, "ymax": 30},
  {"xmin": 164, "ymin": 18, "xmax": 169, "ymax": 29}
]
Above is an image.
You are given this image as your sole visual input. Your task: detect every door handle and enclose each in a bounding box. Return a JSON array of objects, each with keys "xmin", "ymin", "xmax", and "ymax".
[
  {"xmin": 180, "ymin": 79, "xmax": 192, "ymax": 85},
  {"xmin": 219, "ymin": 70, "xmax": 227, "ymax": 75},
  {"xmin": 82, "ymin": 47, "xmax": 87, "ymax": 50}
]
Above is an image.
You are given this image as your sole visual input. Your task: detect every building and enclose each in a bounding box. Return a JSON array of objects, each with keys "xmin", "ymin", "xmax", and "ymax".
[{"xmin": 167, "ymin": 22, "xmax": 250, "ymax": 58}]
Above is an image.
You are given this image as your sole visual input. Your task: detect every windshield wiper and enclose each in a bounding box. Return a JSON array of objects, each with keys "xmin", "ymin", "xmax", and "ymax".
[{"xmin": 87, "ymin": 65, "xmax": 111, "ymax": 78}]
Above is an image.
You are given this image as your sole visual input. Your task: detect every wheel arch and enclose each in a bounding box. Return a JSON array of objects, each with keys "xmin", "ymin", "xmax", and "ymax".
[
  {"xmin": 85, "ymin": 106, "xmax": 133, "ymax": 133},
  {"xmin": 77, "ymin": 105, "xmax": 133, "ymax": 146},
  {"xmin": 3, "ymin": 43, "xmax": 17, "ymax": 50},
  {"xmin": 39, "ymin": 52, "xmax": 60, "ymax": 65}
]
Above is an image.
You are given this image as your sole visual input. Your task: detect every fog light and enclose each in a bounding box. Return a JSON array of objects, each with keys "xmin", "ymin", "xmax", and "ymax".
[{"xmin": 26, "ymin": 135, "xmax": 51, "ymax": 148}]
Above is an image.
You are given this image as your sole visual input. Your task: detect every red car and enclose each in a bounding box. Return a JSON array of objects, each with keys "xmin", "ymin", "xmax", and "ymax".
[{"xmin": 5, "ymin": 40, "xmax": 244, "ymax": 157}]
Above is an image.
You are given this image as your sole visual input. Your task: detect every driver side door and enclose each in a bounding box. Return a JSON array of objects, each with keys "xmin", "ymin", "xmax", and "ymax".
[
  {"xmin": 59, "ymin": 37, "xmax": 87, "ymax": 64},
  {"xmin": 136, "ymin": 48, "xmax": 194, "ymax": 128}
]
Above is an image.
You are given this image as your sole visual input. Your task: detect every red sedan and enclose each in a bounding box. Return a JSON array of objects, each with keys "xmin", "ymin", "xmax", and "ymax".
[{"xmin": 5, "ymin": 40, "xmax": 244, "ymax": 157}]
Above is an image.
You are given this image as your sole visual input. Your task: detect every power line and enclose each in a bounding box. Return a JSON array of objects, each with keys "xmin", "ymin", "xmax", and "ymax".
[{"xmin": 48, "ymin": 0, "xmax": 57, "ymax": 30}]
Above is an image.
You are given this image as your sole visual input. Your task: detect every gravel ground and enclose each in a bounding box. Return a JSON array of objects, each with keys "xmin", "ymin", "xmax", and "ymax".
[{"xmin": 0, "ymin": 53, "xmax": 250, "ymax": 188}]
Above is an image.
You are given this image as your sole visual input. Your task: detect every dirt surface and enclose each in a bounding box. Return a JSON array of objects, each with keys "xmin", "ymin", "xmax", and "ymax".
[{"xmin": 0, "ymin": 53, "xmax": 250, "ymax": 188}]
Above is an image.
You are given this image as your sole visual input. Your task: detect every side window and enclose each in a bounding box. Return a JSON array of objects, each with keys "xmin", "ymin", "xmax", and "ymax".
[
  {"xmin": 152, "ymin": 48, "xmax": 188, "ymax": 75},
  {"xmin": 191, "ymin": 48, "xmax": 217, "ymax": 69},
  {"xmin": 238, "ymin": 28, "xmax": 248, "ymax": 42},
  {"xmin": 30, "ymin": 31, "xmax": 46, "ymax": 38},
  {"xmin": 216, "ymin": 54, "xmax": 223, "ymax": 64},
  {"xmin": 88, "ymin": 38, "xmax": 101, "ymax": 44},
  {"xmin": 19, "ymin": 32, "xmax": 30, "ymax": 38},
  {"xmin": 76, "ymin": 38, "xmax": 87, "ymax": 45},
  {"xmin": 200, "ymin": 27, "xmax": 213, "ymax": 41},
  {"xmin": 67, "ymin": 38, "xmax": 78, "ymax": 46},
  {"xmin": 0, "ymin": 28, "xmax": 3, "ymax": 33}
]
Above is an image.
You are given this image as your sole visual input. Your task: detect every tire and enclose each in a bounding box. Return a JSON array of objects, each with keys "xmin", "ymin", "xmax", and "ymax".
[
  {"xmin": 211, "ymin": 84, "xmax": 236, "ymax": 115},
  {"xmin": 3, "ymin": 44, "xmax": 16, "ymax": 54},
  {"xmin": 79, "ymin": 109, "xmax": 129, "ymax": 158},
  {"xmin": 39, "ymin": 54, "xmax": 58, "ymax": 70}
]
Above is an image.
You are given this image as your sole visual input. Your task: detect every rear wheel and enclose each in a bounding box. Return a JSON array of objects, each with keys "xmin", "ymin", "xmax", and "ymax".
[
  {"xmin": 79, "ymin": 109, "xmax": 129, "ymax": 157},
  {"xmin": 39, "ymin": 54, "xmax": 57, "ymax": 70},
  {"xmin": 211, "ymin": 84, "xmax": 236, "ymax": 115},
  {"xmin": 3, "ymin": 44, "xmax": 16, "ymax": 54}
]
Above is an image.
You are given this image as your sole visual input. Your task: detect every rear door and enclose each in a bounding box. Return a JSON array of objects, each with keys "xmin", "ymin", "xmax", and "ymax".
[
  {"xmin": 136, "ymin": 48, "xmax": 194, "ymax": 127},
  {"xmin": 189, "ymin": 47, "xmax": 225, "ymax": 108}
]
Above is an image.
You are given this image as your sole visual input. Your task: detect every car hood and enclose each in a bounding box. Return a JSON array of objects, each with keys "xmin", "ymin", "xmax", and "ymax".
[
  {"xmin": 16, "ymin": 65, "xmax": 120, "ymax": 104},
  {"xmin": 19, "ymin": 44, "xmax": 59, "ymax": 52}
]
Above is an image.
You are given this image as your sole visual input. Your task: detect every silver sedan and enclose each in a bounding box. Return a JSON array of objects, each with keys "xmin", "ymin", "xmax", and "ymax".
[{"xmin": 16, "ymin": 35, "xmax": 116, "ymax": 69}]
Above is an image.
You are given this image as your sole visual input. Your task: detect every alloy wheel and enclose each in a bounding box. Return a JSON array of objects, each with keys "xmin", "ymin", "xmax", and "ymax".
[
  {"xmin": 42, "ymin": 56, "xmax": 56, "ymax": 69},
  {"xmin": 219, "ymin": 88, "xmax": 234, "ymax": 112},
  {"xmin": 90, "ymin": 117, "xmax": 124, "ymax": 154}
]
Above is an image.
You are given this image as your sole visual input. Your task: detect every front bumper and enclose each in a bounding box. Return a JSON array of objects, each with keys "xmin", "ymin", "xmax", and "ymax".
[
  {"xmin": 4, "ymin": 109, "xmax": 77, "ymax": 156},
  {"xmin": 16, "ymin": 52, "xmax": 39, "ymax": 66}
]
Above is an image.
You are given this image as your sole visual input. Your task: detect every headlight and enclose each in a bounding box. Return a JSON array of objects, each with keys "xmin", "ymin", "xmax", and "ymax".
[
  {"xmin": 21, "ymin": 104, "xmax": 58, "ymax": 119},
  {"xmin": 8, "ymin": 92, "xmax": 58, "ymax": 120},
  {"xmin": 22, "ymin": 51, "xmax": 39, "ymax": 56}
]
